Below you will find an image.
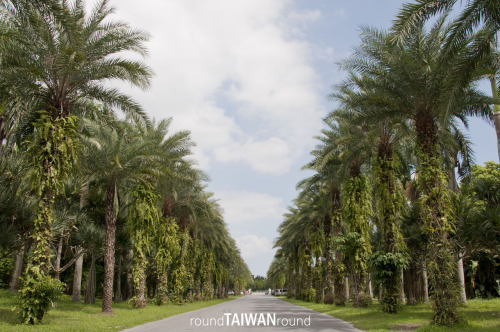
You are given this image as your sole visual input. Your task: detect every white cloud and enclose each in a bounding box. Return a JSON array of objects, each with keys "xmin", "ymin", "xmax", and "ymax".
[
  {"xmin": 235, "ymin": 234, "xmax": 273, "ymax": 259},
  {"xmin": 104, "ymin": 0, "xmax": 324, "ymax": 174},
  {"xmin": 215, "ymin": 137, "xmax": 292, "ymax": 174},
  {"xmin": 216, "ymin": 190, "xmax": 285, "ymax": 225},
  {"xmin": 287, "ymin": 9, "xmax": 322, "ymax": 23}
]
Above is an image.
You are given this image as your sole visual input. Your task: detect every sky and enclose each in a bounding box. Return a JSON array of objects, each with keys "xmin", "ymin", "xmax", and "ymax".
[{"xmin": 98, "ymin": 0, "xmax": 498, "ymax": 277}]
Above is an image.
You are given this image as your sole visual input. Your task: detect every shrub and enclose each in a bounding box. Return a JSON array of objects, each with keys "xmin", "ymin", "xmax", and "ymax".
[
  {"xmin": 17, "ymin": 276, "xmax": 64, "ymax": 324},
  {"xmin": 353, "ymin": 292, "xmax": 372, "ymax": 308},
  {"xmin": 0, "ymin": 257, "xmax": 14, "ymax": 288},
  {"xmin": 303, "ymin": 288, "xmax": 316, "ymax": 302}
]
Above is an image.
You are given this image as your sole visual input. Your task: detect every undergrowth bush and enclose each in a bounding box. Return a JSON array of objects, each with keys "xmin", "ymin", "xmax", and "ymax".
[
  {"xmin": 17, "ymin": 276, "xmax": 64, "ymax": 324},
  {"xmin": 303, "ymin": 288, "xmax": 316, "ymax": 302}
]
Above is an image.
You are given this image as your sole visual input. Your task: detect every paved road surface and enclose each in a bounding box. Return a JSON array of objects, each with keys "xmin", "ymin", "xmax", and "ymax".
[{"xmin": 122, "ymin": 293, "xmax": 362, "ymax": 332}]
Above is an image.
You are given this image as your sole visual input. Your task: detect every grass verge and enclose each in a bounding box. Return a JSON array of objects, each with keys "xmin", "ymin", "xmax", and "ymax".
[
  {"xmin": 283, "ymin": 297, "xmax": 500, "ymax": 331},
  {"xmin": 0, "ymin": 289, "xmax": 233, "ymax": 331}
]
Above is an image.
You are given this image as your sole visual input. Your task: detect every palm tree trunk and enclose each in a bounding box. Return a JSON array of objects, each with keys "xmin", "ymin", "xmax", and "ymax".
[
  {"xmin": 314, "ymin": 259, "xmax": 323, "ymax": 303},
  {"xmin": 490, "ymin": 76, "xmax": 500, "ymax": 162},
  {"xmin": 344, "ymin": 277, "xmax": 349, "ymax": 299},
  {"xmin": 415, "ymin": 110, "xmax": 459, "ymax": 325},
  {"xmin": 84, "ymin": 253, "xmax": 96, "ymax": 304},
  {"xmin": 72, "ymin": 253, "xmax": 84, "ymax": 302},
  {"xmin": 126, "ymin": 267, "xmax": 133, "ymax": 301},
  {"xmin": 80, "ymin": 182, "xmax": 89, "ymax": 210},
  {"xmin": 287, "ymin": 255, "xmax": 296, "ymax": 298},
  {"xmin": 330, "ymin": 186, "xmax": 346, "ymax": 306},
  {"xmin": 158, "ymin": 271, "xmax": 169, "ymax": 304},
  {"xmin": 368, "ymin": 277, "xmax": 373, "ymax": 299},
  {"xmin": 10, "ymin": 245, "xmax": 24, "ymax": 292},
  {"xmin": 102, "ymin": 182, "xmax": 116, "ymax": 314},
  {"xmin": 323, "ymin": 212, "xmax": 334, "ymax": 304},
  {"xmin": 133, "ymin": 253, "xmax": 147, "ymax": 308},
  {"xmin": 400, "ymin": 268, "xmax": 406, "ymax": 304},
  {"xmin": 422, "ymin": 259, "xmax": 429, "ymax": 303},
  {"xmin": 53, "ymin": 237, "xmax": 64, "ymax": 280},
  {"xmin": 196, "ymin": 279, "xmax": 202, "ymax": 301},
  {"xmin": 0, "ymin": 113, "xmax": 5, "ymax": 156},
  {"xmin": 345, "ymin": 165, "xmax": 371, "ymax": 307},
  {"xmin": 115, "ymin": 254, "xmax": 123, "ymax": 302},
  {"xmin": 457, "ymin": 253, "xmax": 467, "ymax": 304},
  {"xmin": 375, "ymin": 147, "xmax": 404, "ymax": 313}
]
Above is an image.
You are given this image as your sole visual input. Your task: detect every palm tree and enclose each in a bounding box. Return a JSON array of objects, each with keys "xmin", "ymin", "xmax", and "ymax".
[
  {"xmin": 80, "ymin": 119, "xmax": 157, "ymax": 313},
  {"xmin": 0, "ymin": 0, "xmax": 152, "ymax": 321},
  {"xmin": 392, "ymin": 0, "xmax": 500, "ymax": 161},
  {"xmin": 332, "ymin": 71, "xmax": 414, "ymax": 312},
  {"xmin": 340, "ymin": 21, "xmax": 491, "ymax": 324},
  {"xmin": 274, "ymin": 196, "xmax": 320, "ymax": 302},
  {"xmin": 393, "ymin": 0, "xmax": 500, "ymax": 43},
  {"xmin": 320, "ymin": 114, "xmax": 373, "ymax": 307},
  {"xmin": 295, "ymin": 180, "xmax": 328, "ymax": 303},
  {"xmin": 273, "ymin": 207, "xmax": 302, "ymax": 299},
  {"xmin": 308, "ymin": 119, "xmax": 348, "ymax": 306},
  {"xmin": 0, "ymin": 151, "xmax": 34, "ymax": 292},
  {"xmin": 0, "ymin": 0, "xmax": 151, "ymax": 129},
  {"xmin": 127, "ymin": 182, "xmax": 159, "ymax": 308},
  {"xmin": 124, "ymin": 118, "xmax": 194, "ymax": 308}
]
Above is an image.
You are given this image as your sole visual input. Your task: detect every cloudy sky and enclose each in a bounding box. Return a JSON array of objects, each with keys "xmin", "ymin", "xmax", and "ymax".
[{"xmin": 99, "ymin": 0, "xmax": 497, "ymax": 277}]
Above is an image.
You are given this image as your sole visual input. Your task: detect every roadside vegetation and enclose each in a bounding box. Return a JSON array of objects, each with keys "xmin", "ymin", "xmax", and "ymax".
[
  {"xmin": 0, "ymin": 0, "xmax": 251, "ymax": 326},
  {"xmin": 269, "ymin": 0, "xmax": 500, "ymax": 328},
  {"xmin": 284, "ymin": 297, "xmax": 500, "ymax": 332},
  {"xmin": 0, "ymin": 289, "xmax": 233, "ymax": 332}
]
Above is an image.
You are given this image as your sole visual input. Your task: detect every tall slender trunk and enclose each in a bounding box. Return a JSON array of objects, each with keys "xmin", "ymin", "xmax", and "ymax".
[
  {"xmin": 73, "ymin": 180, "xmax": 87, "ymax": 303},
  {"xmin": 84, "ymin": 253, "xmax": 96, "ymax": 304},
  {"xmin": 126, "ymin": 266, "xmax": 133, "ymax": 301},
  {"xmin": 287, "ymin": 255, "xmax": 296, "ymax": 298},
  {"xmin": 303, "ymin": 244, "xmax": 313, "ymax": 302},
  {"xmin": 324, "ymin": 209, "xmax": 334, "ymax": 304},
  {"xmin": 368, "ymin": 277, "xmax": 373, "ymax": 299},
  {"xmin": 102, "ymin": 182, "xmax": 117, "ymax": 314},
  {"xmin": 115, "ymin": 254, "xmax": 123, "ymax": 302},
  {"xmin": 415, "ymin": 110, "xmax": 459, "ymax": 325},
  {"xmin": 345, "ymin": 162, "xmax": 372, "ymax": 307},
  {"xmin": 400, "ymin": 268, "xmax": 406, "ymax": 304},
  {"xmin": 10, "ymin": 245, "xmax": 24, "ymax": 292},
  {"xmin": 158, "ymin": 271, "xmax": 168, "ymax": 304},
  {"xmin": 422, "ymin": 259, "xmax": 429, "ymax": 303},
  {"xmin": 330, "ymin": 185, "xmax": 346, "ymax": 306},
  {"xmin": 344, "ymin": 277, "xmax": 349, "ymax": 299},
  {"xmin": 54, "ymin": 237, "xmax": 64, "ymax": 280},
  {"xmin": 196, "ymin": 279, "xmax": 202, "ymax": 301},
  {"xmin": 72, "ymin": 253, "xmax": 83, "ymax": 302},
  {"xmin": 314, "ymin": 258, "xmax": 323, "ymax": 303},
  {"xmin": 490, "ymin": 76, "xmax": 500, "ymax": 162},
  {"xmin": 375, "ymin": 144, "xmax": 404, "ymax": 313},
  {"xmin": 79, "ymin": 181, "xmax": 89, "ymax": 209},
  {"xmin": 447, "ymin": 169, "xmax": 467, "ymax": 305},
  {"xmin": 457, "ymin": 254, "xmax": 467, "ymax": 304},
  {"xmin": 0, "ymin": 113, "xmax": 5, "ymax": 156},
  {"xmin": 133, "ymin": 253, "xmax": 147, "ymax": 308}
]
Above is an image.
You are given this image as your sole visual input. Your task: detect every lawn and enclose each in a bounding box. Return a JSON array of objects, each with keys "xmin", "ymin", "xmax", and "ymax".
[
  {"xmin": 283, "ymin": 297, "xmax": 500, "ymax": 331},
  {"xmin": 0, "ymin": 289, "xmax": 233, "ymax": 331}
]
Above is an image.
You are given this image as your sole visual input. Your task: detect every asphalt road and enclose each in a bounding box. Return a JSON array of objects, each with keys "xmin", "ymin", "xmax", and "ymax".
[{"xmin": 121, "ymin": 293, "xmax": 362, "ymax": 332}]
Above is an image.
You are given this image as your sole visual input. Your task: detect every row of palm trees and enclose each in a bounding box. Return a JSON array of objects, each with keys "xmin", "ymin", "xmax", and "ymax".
[
  {"xmin": 0, "ymin": 0, "xmax": 251, "ymax": 324},
  {"xmin": 269, "ymin": 0, "xmax": 499, "ymax": 326}
]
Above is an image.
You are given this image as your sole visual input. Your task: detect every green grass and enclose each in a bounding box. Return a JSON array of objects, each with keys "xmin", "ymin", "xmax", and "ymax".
[
  {"xmin": 283, "ymin": 297, "xmax": 500, "ymax": 331},
  {"xmin": 0, "ymin": 289, "xmax": 233, "ymax": 331}
]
